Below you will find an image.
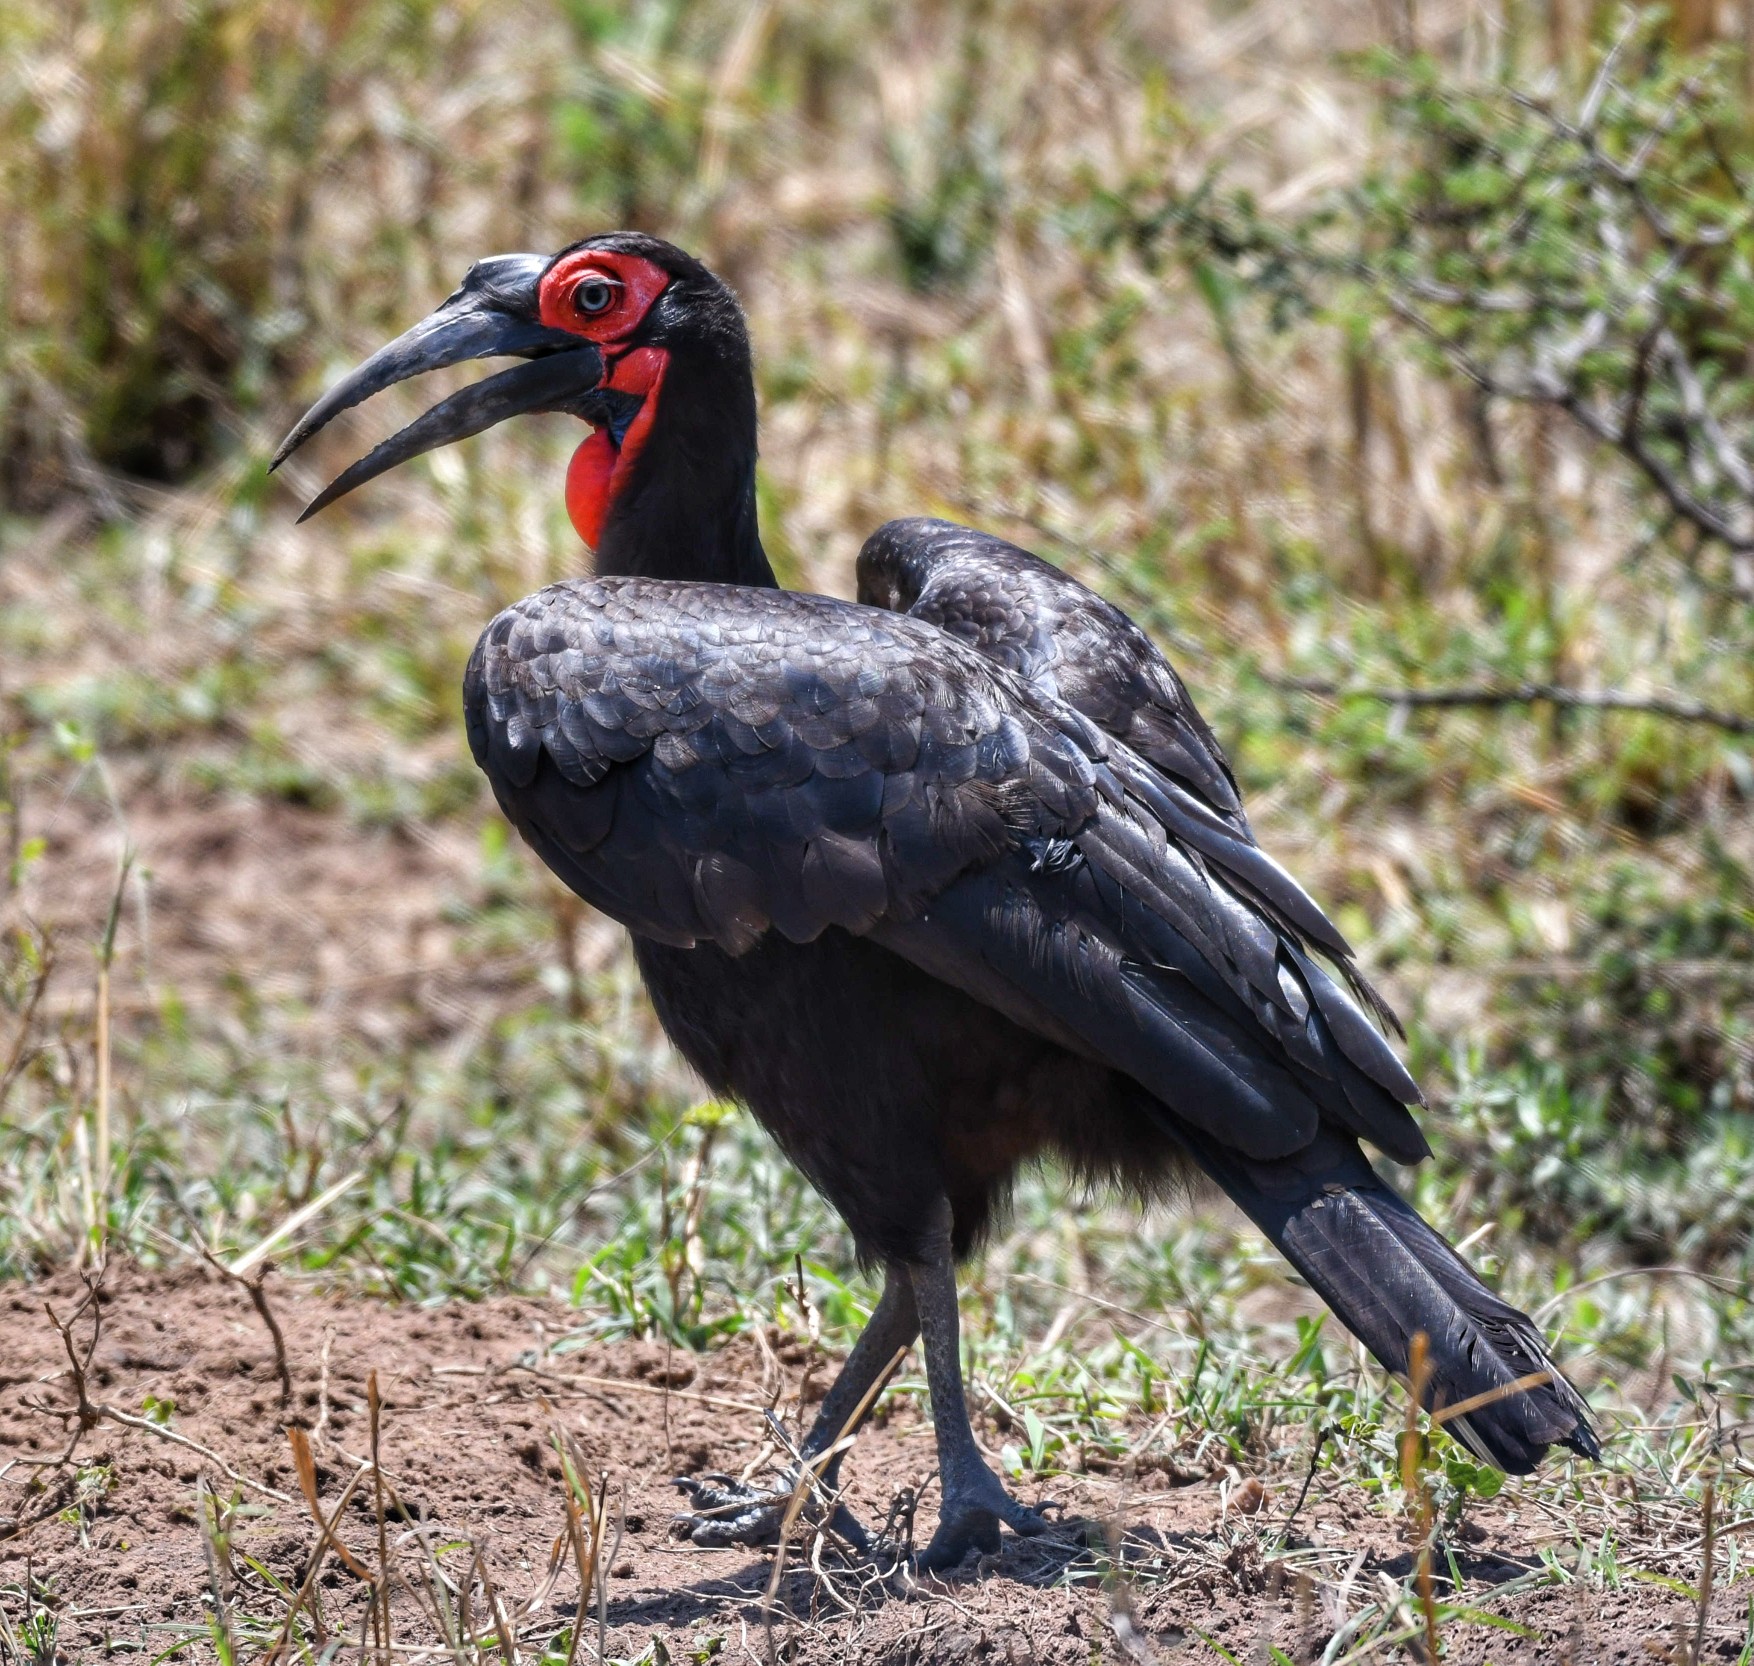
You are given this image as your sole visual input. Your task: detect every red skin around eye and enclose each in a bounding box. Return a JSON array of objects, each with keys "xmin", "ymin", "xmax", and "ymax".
[
  {"xmin": 538, "ymin": 250, "xmax": 670, "ymax": 342},
  {"xmin": 537, "ymin": 250, "xmax": 674, "ymax": 548}
]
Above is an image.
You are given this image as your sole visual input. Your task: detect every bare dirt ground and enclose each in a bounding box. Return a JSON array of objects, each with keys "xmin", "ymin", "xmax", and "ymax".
[{"xmin": 0, "ymin": 1264, "xmax": 1737, "ymax": 1664}]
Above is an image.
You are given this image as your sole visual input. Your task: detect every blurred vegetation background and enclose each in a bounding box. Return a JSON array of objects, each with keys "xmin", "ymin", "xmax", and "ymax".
[{"xmin": 0, "ymin": 0, "xmax": 1751, "ymax": 1495}]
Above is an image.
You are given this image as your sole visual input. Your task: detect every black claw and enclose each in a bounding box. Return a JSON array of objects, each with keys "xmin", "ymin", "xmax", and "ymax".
[
  {"xmin": 671, "ymin": 1471, "xmax": 738, "ymax": 1494},
  {"xmin": 1001, "ymin": 1498, "xmax": 1054, "ymax": 1535}
]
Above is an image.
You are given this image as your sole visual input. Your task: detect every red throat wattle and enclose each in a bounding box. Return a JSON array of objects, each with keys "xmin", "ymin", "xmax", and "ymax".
[{"xmin": 564, "ymin": 345, "xmax": 668, "ymax": 549}]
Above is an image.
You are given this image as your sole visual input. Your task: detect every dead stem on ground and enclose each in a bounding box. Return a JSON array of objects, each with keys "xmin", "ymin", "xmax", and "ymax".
[
  {"xmin": 759, "ymin": 1342, "xmax": 910, "ymax": 1664},
  {"xmin": 261, "ymin": 1387, "xmax": 599, "ymax": 1662},
  {"xmin": 8, "ymin": 1265, "xmax": 297, "ymax": 1526},
  {"xmin": 196, "ymin": 1244, "xmax": 297, "ymax": 1410},
  {"xmin": 1399, "ymin": 1333, "xmax": 1440, "ymax": 1664}
]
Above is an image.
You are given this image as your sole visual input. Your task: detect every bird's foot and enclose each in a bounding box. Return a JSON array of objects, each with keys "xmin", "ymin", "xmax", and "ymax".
[
  {"xmin": 671, "ymin": 1473, "xmax": 786, "ymax": 1547},
  {"xmin": 671, "ymin": 1471, "xmax": 873, "ymax": 1552},
  {"xmin": 917, "ymin": 1467, "xmax": 1056, "ymax": 1573}
]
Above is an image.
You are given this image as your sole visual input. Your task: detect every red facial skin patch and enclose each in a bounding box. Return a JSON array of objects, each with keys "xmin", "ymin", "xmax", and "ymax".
[
  {"xmin": 538, "ymin": 250, "xmax": 671, "ymax": 342},
  {"xmin": 537, "ymin": 249, "xmax": 673, "ymax": 549},
  {"xmin": 563, "ymin": 346, "xmax": 668, "ymax": 548}
]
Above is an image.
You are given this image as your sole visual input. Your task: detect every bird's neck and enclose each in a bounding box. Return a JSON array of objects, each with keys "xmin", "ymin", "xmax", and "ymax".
[{"xmin": 581, "ymin": 348, "xmax": 776, "ymax": 590}]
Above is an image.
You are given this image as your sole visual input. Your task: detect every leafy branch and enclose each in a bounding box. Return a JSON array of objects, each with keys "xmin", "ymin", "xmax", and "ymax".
[{"xmin": 1100, "ymin": 12, "xmax": 1754, "ymax": 597}]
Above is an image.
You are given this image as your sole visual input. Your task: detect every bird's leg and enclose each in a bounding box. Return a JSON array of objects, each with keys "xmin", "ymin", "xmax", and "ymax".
[
  {"xmin": 910, "ymin": 1199, "xmax": 1051, "ymax": 1571},
  {"xmin": 672, "ymin": 1263, "xmax": 918, "ymax": 1550}
]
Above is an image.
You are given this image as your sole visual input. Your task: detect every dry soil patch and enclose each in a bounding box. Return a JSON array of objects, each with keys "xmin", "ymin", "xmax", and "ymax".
[{"xmin": 0, "ymin": 1264, "xmax": 1735, "ymax": 1663}]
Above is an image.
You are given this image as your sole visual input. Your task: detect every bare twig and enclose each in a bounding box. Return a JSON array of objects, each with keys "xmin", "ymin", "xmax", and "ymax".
[
  {"xmin": 229, "ymin": 1167, "xmax": 366, "ymax": 1278},
  {"xmin": 1272, "ymin": 675, "xmax": 1754, "ymax": 734},
  {"xmin": 1277, "ymin": 1424, "xmax": 1329, "ymax": 1542},
  {"xmin": 264, "ymin": 1447, "xmax": 376, "ymax": 1666},
  {"xmin": 1532, "ymin": 1263, "xmax": 1748, "ymax": 1321},
  {"xmin": 1378, "ymin": 288, "xmax": 1754, "ymax": 562},
  {"xmin": 1400, "ymin": 1333, "xmax": 1439, "ymax": 1666},
  {"xmin": 763, "ymin": 1344, "xmax": 910, "ymax": 1665},
  {"xmin": 597, "ymin": 1478, "xmax": 623, "ymax": 1662},
  {"xmin": 1691, "ymin": 1477, "xmax": 1716, "ymax": 1666},
  {"xmin": 369, "ymin": 1372, "xmax": 392, "ymax": 1662},
  {"xmin": 549, "ymin": 1403, "xmax": 621, "ymax": 1666},
  {"xmin": 91, "ymin": 850, "xmax": 134, "ymax": 1259},
  {"xmin": 557, "ymin": 1481, "xmax": 592, "ymax": 1666},
  {"xmin": 313, "ymin": 1324, "xmax": 336, "ymax": 1443},
  {"xmin": 474, "ymin": 1543, "xmax": 520, "ymax": 1665},
  {"xmin": 87, "ymin": 1398, "xmax": 294, "ymax": 1506},
  {"xmin": 29, "ymin": 1278, "xmax": 295, "ymax": 1512},
  {"xmin": 196, "ymin": 1246, "xmax": 294, "ymax": 1409},
  {"xmin": 35, "ymin": 1276, "xmax": 104, "ymax": 1468},
  {"xmin": 196, "ymin": 1478, "xmax": 236, "ymax": 1652},
  {"xmin": 0, "ymin": 932, "xmax": 53, "ymax": 1114}
]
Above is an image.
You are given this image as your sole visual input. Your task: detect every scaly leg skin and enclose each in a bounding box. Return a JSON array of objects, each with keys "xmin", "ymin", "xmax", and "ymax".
[
  {"xmin": 672, "ymin": 1264, "xmax": 918, "ymax": 1551},
  {"xmin": 911, "ymin": 1199, "xmax": 1052, "ymax": 1573}
]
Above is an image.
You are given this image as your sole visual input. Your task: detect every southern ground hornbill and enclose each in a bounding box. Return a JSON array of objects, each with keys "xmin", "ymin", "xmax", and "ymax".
[{"xmin": 275, "ymin": 232, "xmax": 1598, "ymax": 1570}]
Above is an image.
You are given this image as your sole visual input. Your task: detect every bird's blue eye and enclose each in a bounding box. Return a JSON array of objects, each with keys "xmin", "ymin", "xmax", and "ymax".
[{"xmin": 575, "ymin": 277, "xmax": 616, "ymax": 316}]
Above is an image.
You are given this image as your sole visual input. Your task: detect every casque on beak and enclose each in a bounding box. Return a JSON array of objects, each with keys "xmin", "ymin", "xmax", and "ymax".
[{"xmin": 271, "ymin": 252, "xmax": 604, "ymax": 520}]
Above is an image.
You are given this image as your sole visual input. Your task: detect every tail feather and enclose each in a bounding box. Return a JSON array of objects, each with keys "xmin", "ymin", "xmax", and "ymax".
[{"xmin": 1185, "ymin": 1132, "xmax": 1599, "ymax": 1474}]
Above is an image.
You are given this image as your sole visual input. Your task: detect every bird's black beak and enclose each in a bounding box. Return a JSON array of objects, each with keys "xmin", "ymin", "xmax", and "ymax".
[{"xmin": 271, "ymin": 252, "xmax": 603, "ymax": 521}]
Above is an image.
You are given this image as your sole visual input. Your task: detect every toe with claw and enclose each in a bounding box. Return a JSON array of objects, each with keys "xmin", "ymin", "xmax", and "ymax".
[
  {"xmin": 916, "ymin": 1472, "xmax": 1055, "ymax": 1573},
  {"xmin": 671, "ymin": 1471, "xmax": 874, "ymax": 1553},
  {"xmin": 670, "ymin": 1473, "xmax": 789, "ymax": 1547}
]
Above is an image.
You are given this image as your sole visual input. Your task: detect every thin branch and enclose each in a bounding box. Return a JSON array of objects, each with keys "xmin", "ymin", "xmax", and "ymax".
[
  {"xmin": 86, "ymin": 1400, "xmax": 296, "ymax": 1506},
  {"xmin": 1621, "ymin": 324, "xmax": 1658, "ymax": 445},
  {"xmin": 1563, "ymin": 388, "xmax": 1754, "ymax": 559},
  {"xmin": 1381, "ymin": 287, "xmax": 1754, "ymax": 561},
  {"xmin": 0, "ymin": 933, "xmax": 54, "ymax": 1114},
  {"xmin": 763, "ymin": 1345, "xmax": 910, "ymax": 1665},
  {"xmin": 1660, "ymin": 329, "xmax": 1754, "ymax": 497},
  {"xmin": 31, "ymin": 1276, "xmax": 297, "ymax": 1508},
  {"xmin": 1275, "ymin": 1423, "xmax": 1329, "ymax": 1543},
  {"xmin": 197, "ymin": 1246, "xmax": 295, "ymax": 1409},
  {"xmin": 228, "ymin": 1167, "xmax": 365, "ymax": 1278},
  {"xmin": 1272, "ymin": 676, "xmax": 1754, "ymax": 734}
]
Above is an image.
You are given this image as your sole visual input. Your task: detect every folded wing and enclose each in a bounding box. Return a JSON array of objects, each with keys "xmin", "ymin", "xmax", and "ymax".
[
  {"xmin": 857, "ymin": 515, "xmax": 1405, "ymax": 1038},
  {"xmin": 858, "ymin": 517, "xmax": 1244, "ymax": 824}
]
